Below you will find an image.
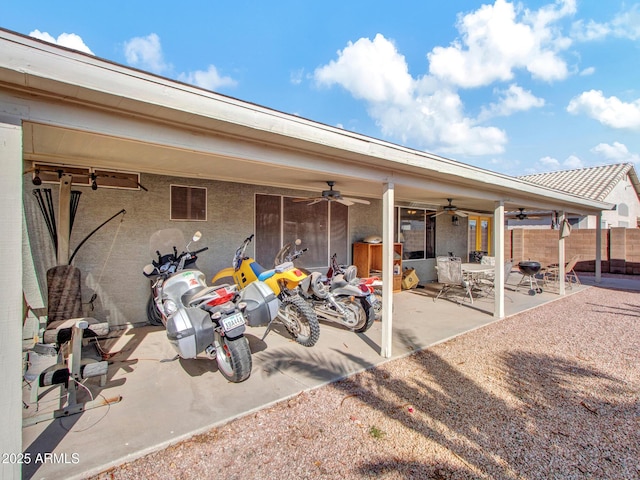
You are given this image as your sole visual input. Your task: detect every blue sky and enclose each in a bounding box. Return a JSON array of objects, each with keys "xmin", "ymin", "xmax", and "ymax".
[{"xmin": 3, "ymin": 0, "xmax": 639, "ymax": 176}]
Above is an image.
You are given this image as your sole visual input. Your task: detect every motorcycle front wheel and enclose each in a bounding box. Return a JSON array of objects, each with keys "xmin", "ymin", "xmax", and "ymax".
[
  {"xmin": 214, "ymin": 332, "xmax": 252, "ymax": 383},
  {"xmin": 146, "ymin": 296, "xmax": 164, "ymax": 326},
  {"xmin": 372, "ymin": 288, "xmax": 383, "ymax": 321},
  {"xmin": 278, "ymin": 294, "xmax": 320, "ymax": 347}
]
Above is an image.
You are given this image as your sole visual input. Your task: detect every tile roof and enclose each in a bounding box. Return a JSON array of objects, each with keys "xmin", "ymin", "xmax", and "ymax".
[{"xmin": 518, "ymin": 163, "xmax": 639, "ymax": 202}]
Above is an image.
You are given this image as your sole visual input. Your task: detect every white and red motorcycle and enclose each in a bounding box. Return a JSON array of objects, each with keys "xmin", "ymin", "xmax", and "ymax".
[{"xmin": 143, "ymin": 228, "xmax": 271, "ymax": 383}]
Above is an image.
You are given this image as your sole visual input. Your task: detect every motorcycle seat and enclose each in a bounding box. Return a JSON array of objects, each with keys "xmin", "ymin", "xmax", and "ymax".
[
  {"xmin": 331, "ymin": 274, "xmax": 349, "ymax": 289},
  {"xmin": 258, "ymin": 269, "xmax": 276, "ymax": 281}
]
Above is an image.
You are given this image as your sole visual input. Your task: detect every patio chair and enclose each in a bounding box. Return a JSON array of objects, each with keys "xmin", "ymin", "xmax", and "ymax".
[
  {"xmin": 475, "ymin": 259, "xmax": 514, "ymax": 300},
  {"xmin": 542, "ymin": 255, "xmax": 581, "ymax": 289},
  {"xmin": 434, "ymin": 256, "xmax": 473, "ymax": 304},
  {"xmin": 480, "ymin": 255, "xmax": 495, "ymax": 266}
]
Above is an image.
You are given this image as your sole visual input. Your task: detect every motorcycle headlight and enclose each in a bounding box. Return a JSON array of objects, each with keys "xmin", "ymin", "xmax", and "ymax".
[{"xmin": 163, "ymin": 299, "xmax": 178, "ymax": 316}]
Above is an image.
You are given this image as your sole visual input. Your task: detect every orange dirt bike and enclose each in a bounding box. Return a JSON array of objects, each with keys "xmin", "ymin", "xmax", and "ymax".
[{"xmin": 211, "ymin": 234, "xmax": 320, "ymax": 347}]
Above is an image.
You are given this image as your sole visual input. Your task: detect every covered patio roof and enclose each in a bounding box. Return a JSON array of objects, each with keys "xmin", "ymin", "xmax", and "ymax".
[{"xmin": 1, "ymin": 28, "xmax": 612, "ymax": 215}]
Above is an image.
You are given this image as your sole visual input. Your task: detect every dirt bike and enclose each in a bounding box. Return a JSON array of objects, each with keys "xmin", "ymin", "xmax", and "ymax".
[
  {"xmin": 326, "ymin": 253, "xmax": 382, "ymax": 321},
  {"xmin": 277, "ymin": 241, "xmax": 375, "ymax": 333},
  {"xmin": 143, "ymin": 228, "xmax": 256, "ymax": 383},
  {"xmin": 211, "ymin": 234, "xmax": 320, "ymax": 347}
]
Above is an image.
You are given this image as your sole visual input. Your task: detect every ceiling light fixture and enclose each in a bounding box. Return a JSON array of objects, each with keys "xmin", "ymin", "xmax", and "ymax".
[{"xmin": 32, "ymin": 169, "xmax": 42, "ymax": 186}]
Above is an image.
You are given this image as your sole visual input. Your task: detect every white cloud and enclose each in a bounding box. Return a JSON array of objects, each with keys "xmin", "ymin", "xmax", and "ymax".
[
  {"xmin": 124, "ymin": 33, "xmax": 170, "ymax": 74},
  {"xmin": 314, "ymin": 34, "xmax": 414, "ymax": 105},
  {"xmin": 563, "ymin": 154, "xmax": 584, "ymax": 169},
  {"xmin": 313, "ymin": 33, "xmax": 507, "ymax": 156},
  {"xmin": 479, "ymin": 83, "xmax": 545, "ymax": 120},
  {"xmin": 572, "ymin": 4, "xmax": 640, "ymax": 41},
  {"xmin": 427, "ymin": 0, "xmax": 574, "ymax": 88},
  {"xmin": 178, "ymin": 65, "xmax": 237, "ymax": 91},
  {"xmin": 538, "ymin": 154, "xmax": 583, "ymax": 171},
  {"xmin": 567, "ymin": 90, "xmax": 640, "ymax": 130},
  {"xmin": 579, "ymin": 66, "xmax": 595, "ymax": 76},
  {"xmin": 591, "ymin": 142, "xmax": 640, "ymax": 164},
  {"xmin": 29, "ymin": 30, "xmax": 94, "ymax": 55},
  {"xmin": 539, "ymin": 155, "xmax": 561, "ymax": 169},
  {"xmin": 290, "ymin": 68, "xmax": 304, "ymax": 85}
]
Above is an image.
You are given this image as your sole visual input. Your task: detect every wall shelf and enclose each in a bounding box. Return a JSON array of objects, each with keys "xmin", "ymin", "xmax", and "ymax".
[{"xmin": 353, "ymin": 242, "xmax": 403, "ymax": 292}]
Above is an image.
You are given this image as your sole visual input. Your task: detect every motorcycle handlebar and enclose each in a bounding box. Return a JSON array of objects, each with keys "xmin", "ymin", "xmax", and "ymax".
[{"xmin": 193, "ymin": 246, "xmax": 209, "ymax": 255}]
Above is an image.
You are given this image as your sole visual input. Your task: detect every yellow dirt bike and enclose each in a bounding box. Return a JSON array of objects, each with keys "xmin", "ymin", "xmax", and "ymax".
[{"xmin": 212, "ymin": 234, "xmax": 320, "ymax": 347}]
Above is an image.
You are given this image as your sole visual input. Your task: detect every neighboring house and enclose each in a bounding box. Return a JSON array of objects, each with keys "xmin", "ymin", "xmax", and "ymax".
[{"xmin": 512, "ymin": 163, "xmax": 640, "ymax": 229}]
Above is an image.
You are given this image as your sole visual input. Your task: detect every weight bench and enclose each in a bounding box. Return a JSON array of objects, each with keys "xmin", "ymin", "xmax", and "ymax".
[{"xmin": 23, "ymin": 266, "xmax": 121, "ymax": 427}]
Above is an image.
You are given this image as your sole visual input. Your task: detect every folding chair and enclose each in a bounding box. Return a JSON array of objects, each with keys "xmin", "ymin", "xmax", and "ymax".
[
  {"xmin": 434, "ymin": 256, "xmax": 473, "ymax": 304},
  {"xmin": 542, "ymin": 255, "xmax": 581, "ymax": 289}
]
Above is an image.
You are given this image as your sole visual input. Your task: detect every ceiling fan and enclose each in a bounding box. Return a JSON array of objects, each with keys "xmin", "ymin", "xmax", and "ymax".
[
  {"xmin": 515, "ymin": 208, "xmax": 528, "ymax": 220},
  {"xmin": 292, "ymin": 181, "xmax": 371, "ymax": 206},
  {"xmin": 432, "ymin": 198, "xmax": 473, "ymax": 218},
  {"xmin": 511, "ymin": 208, "xmax": 543, "ymax": 220}
]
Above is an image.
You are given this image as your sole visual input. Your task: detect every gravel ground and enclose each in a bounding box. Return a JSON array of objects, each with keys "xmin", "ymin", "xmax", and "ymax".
[{"xmin": 92, "ymin": 287, "xmax": 640, "ymax": 480}]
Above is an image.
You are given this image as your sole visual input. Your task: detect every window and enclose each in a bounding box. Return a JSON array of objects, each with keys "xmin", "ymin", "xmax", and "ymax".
[
  {"xmin": 255, "ymin": 194, "xmax": 348, "ymax": 269},
  {"xmin": 170, "ymin": 185, "xmax": 207, "ymax": 221},
  {"xmin": 618, "ymin": 203, "xmax": 629, "ymax": 217},
  {"xmin": 396, "ymin": 207, "xmax": 435, "ymax": 260}
]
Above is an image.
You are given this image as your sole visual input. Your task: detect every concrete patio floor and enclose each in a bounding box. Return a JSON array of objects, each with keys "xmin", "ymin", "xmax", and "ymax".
[{"xmin": 22, "ymin": 273, "xmax": 628, "ymax": 479}]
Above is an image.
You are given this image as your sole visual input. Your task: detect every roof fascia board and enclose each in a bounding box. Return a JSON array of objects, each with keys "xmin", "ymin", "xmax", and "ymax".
[{"xmin": 0, "ymin": 29, "xmax": 613, "ymax": 213}]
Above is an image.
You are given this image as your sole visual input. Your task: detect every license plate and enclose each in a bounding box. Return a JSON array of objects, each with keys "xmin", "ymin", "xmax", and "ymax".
[{"xmin": 221, "ymin": 312, "xmax": 245, "ymax": 331}]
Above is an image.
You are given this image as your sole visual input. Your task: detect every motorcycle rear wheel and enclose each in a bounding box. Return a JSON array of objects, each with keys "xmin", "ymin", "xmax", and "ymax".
[
  {"xmin": 337, "ymin": 297, "xmax": 373, "ymax": 333},
  {"xmin": 278, "ymin": 294, "xmax": 320, "ymax": 347},
  {"xmin": 214, "ymin": 332, "xmax": 252, "ymax": 383},
  {"xmin": 356, "ymin": 297, "xmax": 375, "ymax": 333},
  {"xmin": 146, "ymin": 296, "xmax": 164, "ymax": 326}
]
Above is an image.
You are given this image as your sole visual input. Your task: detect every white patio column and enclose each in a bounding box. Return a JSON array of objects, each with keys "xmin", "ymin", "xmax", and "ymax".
[
  {"xmin": 595, "ymin": 211, "xmax": 602, "ymax": 283},
  {"xmin": 0, "ymin": 118, "xmax": 23, "ymax": 480},
  {"xmin": 493, "ymin": 201, "xmax": 505, "ymax": 318},
  {"xmin": 380, "ymin": 182, "xmax": 394, "ymax": 358},
  {"xmin": 558, "ymin": 210, "xmax": 566, "ymax": 295}
]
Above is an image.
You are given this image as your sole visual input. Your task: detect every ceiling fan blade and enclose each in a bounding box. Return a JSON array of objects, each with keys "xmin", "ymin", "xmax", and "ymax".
[
  {"xmin": 342, "ymin": 196, "xmax": 370, "ymax": 205},
  {"xmin": 455, "ymin": 211, "xmax": 469, "ymax": 217},
  {"xmin": 307, "ymin": 199, "xmax": 324, "ymax": 206},
  {"xmin": 336, "ymin": 198, "xmax": 354, "ymax": 206},
  {"xmin": 291, "ymin": 197, "xmax": 315, "ymax": 203},
  {"xmin": 433, "ymin": 211, "xmax": 446, "ymax": 217}
]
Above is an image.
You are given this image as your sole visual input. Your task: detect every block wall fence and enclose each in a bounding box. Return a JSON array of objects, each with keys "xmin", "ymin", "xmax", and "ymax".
[{"xmin": 505, "ymin": 227, "xmax": 640, "ymax": 275}]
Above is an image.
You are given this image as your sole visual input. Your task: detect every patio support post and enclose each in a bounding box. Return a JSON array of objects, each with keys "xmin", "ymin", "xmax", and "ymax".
[
  {"xmin": 493, "ymin": 201, "xmax": 505, "ymax": 318},
  {"xmin": 0, "ymin": 118, "xmax": 23, "ymax": 480},
  {"xmin": 595, "ymin": 211, "xmax": 602, "ymax": 283},
  {"xmin": 380, "ymin": 181, "xmax": 394, "ymax": 358},
  {"xmin": 558, "ymin": 210, "xmax": 566, "ymax": 295}
]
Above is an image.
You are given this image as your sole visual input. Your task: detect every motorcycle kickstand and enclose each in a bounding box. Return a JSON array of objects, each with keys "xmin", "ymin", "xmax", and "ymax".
[{"xmin": 260, "ymin": 317, "xmax": 277, "ymax": 341}]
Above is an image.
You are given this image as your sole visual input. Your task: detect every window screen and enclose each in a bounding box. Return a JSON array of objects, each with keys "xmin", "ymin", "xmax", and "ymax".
[
  {"xmin": 255, "ymin": 194, "xmax": 348, "ymax": 269},
  {"xmin": 170, "ymin": 185, "xmax": 207, "ymax": 221}
]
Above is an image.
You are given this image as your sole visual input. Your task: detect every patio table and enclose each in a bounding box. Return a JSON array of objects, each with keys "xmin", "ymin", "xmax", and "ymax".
[{"xmin": 462, "ymin": 263, "xmax": 494, "ymax": 295}]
